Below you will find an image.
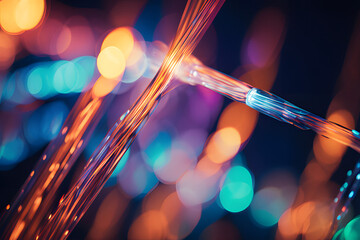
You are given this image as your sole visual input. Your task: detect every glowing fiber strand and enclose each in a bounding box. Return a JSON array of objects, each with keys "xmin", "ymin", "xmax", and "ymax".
[{"xmin": 37, "ymin": 1, "xmax": 224, "ymax": 239}]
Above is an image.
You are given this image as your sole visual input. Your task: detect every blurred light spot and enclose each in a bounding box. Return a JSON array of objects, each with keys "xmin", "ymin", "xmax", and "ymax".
[
  {"xmin": 277, "ymin": 208, "xmax": 299, "ymax": 239},
  {"xmin": 0, "ymin": 31, "xmax": 17, "ymax": 70},
  {"xmin": 101, "ymin": 27, "xmax": 135, "ymax": 59},
  {"xmin": 0, "ymin": 137, "xmax": 26, "ymax": 169},
  {"xmin": 57, "ymin": 16, "xmax": 95, "ymax": 59},
  {"xmin": 126, "ymin": 40, "xmax": 145, "ymax": 67},
  {"xmin": 118, "ymin": 153, "xmax": 158, "ymax": 198},
  {"xmin": 143, "ymin": 131, "xmax": 172, "ymax": 169},
  {"xmin": 15, "ymin": 0, "xmax": 45, "ymax": 31},
  {"xmin": 88, "ymin": 189, "xmax": 129, "ymax": 240},
  {"xmin": 92, "ymin": 76, "xmax": 120, "ymax": 98},
  {"xmin": 218, "ymin": 102, "xmax": 258, "ymax": 146},
  {"xmin": 71, "ymin": 56, "xmax": 96, "ymax": 92},
  {"xmin": 41, "ymin": 102, "xmax": 68, "ymax": 141},
  {"xmin": 332, "ymin": 228, "xmax": 345, "ymax": 240},
  {"xmin": 56, "ymin": 25, "xmax": 72, "ymax": 55},
  {"xmin": 177, "ymin": 168, "xmax": 223, "ymax": 206},
  {"xmin": 219, "ymin": 166, "xmax": 253, "ymax": 213},
  {"xmin": 142, "ymin": 184, "xmax": 174, "ymax": 213},
  {"xmin": 143, "ymin": 41, "xmax": 167, "ymax": 79},
  {"xmin": 302, "ymin": 203, "xmax": 334, "ymax": 240},
  {"xmin": 160, "ymin": 192, "xmax": 201, "ymax": 239},
  {"xmin": 314, "ymin": 109, "xmax": 354, "ymax": 165},
  {"xmin": 154, "ymin": 145, "xmax": 196, "ymax": 184},
  {"xmin": 27, "ymin": 67, "xmax": 47, "ymax": 97},
  {"xmin": 97, "ymin": 46, "xmax": 126, "ymax": 79},
  {"xmin": 278, "ymin": 201, "xmax": 333, "ymax": 239},
  {"xmin": 122, "ymin": 51, "xmax": 147, "ymax": 83},
  {"xmin": 344, "ymin": 216, "xmax": 360, "ymax": 240},
  {"xmin": 0, "ymin": 0, "xmax": 24, "ymax": 34},
  {"xmin": 179, "ymin": 128, "xmax": 207, "ymax": 156},
  {"xmin": 206, "ymin": 127, "xmax": 241, "ymax": 164},
  {"xmin": 53, "ymin": 61, "xmax": 79, "ymax": 94},
  {"xmin": 251, "ymin": 170, "xmax": 297, "ymax": 227},
  {"xmin": 6, "ymin": 68, "xmax": 37, "ymax": 105},
  {"xmin": 128, "ymin": 210, "xmax": 168, "ymax": 240},
  {"xmin": 251, "ymin": 187, "xmax": 289, "ymax": 227},
  {"xmin": 24, "ymin": 101, "xmax": 68, "ymax": 146}
]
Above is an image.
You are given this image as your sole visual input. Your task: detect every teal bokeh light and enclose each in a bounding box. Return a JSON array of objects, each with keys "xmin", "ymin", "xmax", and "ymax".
[
  {"xmin": 219, "ymin": 166, "xmax": 254, "ymax": 213},
  {"xmin": 143, "ymin": 131, "xmax": 172, "ymax": 169},
  {"xmin": 344, "ymin": 216, "xmax": 360, "ymax": 240},
  {"xmin": 0, "ymin": 137, "xmax": 27, "ymax": 169},
  {"xmin": 250, "ymin": 187, "xmax": 288, "ymax": 227}
]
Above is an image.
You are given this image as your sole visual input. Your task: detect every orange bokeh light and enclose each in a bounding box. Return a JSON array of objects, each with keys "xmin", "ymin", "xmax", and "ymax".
[
  {"xmin": 15, "ymin": 0, "xmax": 45, "ymax": 31},
  {"xmin": 0, "ymin": 0, "xmax": 24, "ymax": 34},
  {"xmin": 217, "ymin": 102, "xmax": 258, "ymax": 145},
  {"xmin": 0, "ymin": 0, "xmax": 45, "ymax": 34},
  {"xmin": 206, "ymin": 127, "xmax": 241, "ymax": 164},
  {"xmin": 128, "ymin": 210, "xmax": 168, "ymax": 240},
  {"xmin": 91, "ymin": 76, "xmax": 120, "ymax": 98},
  {"xmin": 314, "ymin": 109, "xmax": 354, "ymax": 165},
  {"xmin": 0, "ymin": 31, "xmax": 17, "ymax": 70},
  {"xmin": 101, "ymin": 27, "xmax": 135, "ymax": 60},
  {"xmin": 160, "ymin": 192, "xmax": 201, "ymax": 239}
]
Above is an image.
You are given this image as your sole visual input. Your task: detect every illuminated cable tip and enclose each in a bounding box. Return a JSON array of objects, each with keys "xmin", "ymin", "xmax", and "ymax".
[{"xmin": 349, "ymin": 191, "xmax": 354, "ymax": 198}]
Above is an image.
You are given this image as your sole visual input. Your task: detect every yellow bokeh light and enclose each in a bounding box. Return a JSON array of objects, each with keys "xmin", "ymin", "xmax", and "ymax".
[
  {"xmin": 101, "ymin": 27, "xmax": 134, "ymax": 59},
  {"xmin": 0, "ymin": 0, "xmax": 45, "ymax": 34},
  {"xmin": 97, "ymin": 46, "xmax": 126, "ymax": 79},
  {"xmin": 0, "ymin": 0, "xmax": 24, "ymax": 34},
  {"xmin": 15, "ymin": 0, "xmax": 45, "ymax": 30}
]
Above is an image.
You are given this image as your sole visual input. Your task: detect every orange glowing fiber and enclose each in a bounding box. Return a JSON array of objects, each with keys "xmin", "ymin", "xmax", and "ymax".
[
  {"xmin": 0, "ymin": 29, "xmax": 135, "ymax": 240},
  {"xmin": 0, "ymin": 92, "xmax": 104, "ymax": 240},
  {"xmin": 37, "ymin": 1, "xmax": 224, "ymax": 238}
]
